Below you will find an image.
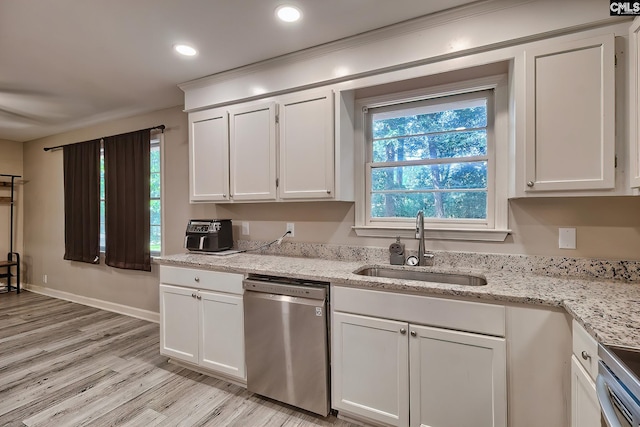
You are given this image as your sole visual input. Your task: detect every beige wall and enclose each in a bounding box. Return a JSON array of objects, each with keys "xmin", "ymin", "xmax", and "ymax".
[
  {"xmin": 22, "ymin": 106, "xmax": 208, "ymax": 312},
  {"xmin": 0, "ymin": 139, "xmax": 24, "ymax": 274},
  {"xmin": 20, "ymin": 105, "xmax": 640, "ymax": 314},
  {"xmin": 214, "ymin": 197, "xmax": 640, "ymax": 261}
]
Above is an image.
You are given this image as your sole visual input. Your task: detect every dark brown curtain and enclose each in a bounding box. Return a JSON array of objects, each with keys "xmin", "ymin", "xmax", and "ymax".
[
  {"xmin": 63, "ymin": 139, "xmax": 101, "ymax": 263},
  {"xmin": 104, "ymin": 129, "xmax": 151, "ymax": 271}
]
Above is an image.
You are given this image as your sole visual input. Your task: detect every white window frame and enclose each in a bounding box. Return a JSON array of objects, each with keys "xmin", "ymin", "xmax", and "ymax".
[
  {"xmin": 149, "ymin": 135, "xmax": 162, "ymax": 256},
  {"xmin": 353, "ymin": 75, "xmax": 510, "ymax": 241}
]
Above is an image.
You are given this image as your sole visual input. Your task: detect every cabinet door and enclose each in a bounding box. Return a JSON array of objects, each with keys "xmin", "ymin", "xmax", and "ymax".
[
  {"xmin": 189, "ymin": 110, "xmax": 230, "ymax": 202},
  {"xmin": 409, "ymin": 324, "xmax": 507, "ymax": 427},
  {"xmin": 279, "ymin": 91, "xmax": 335, "ymax": 199},
  {"xmin": 524, "ymin": 34, "xmax": 615, "ymax": 192},
  {"xmin": 332, "ymin": 312, "xmax": 409, "ymax": 427},
  {"xmin": 159, "ymin": 284, "xmax": 199, "ymax": 364},
  {"xmin": 630, "ymin": 18, "xmax": 640, "ymax": 188},
  {"xmin": 199, "ymin": 290, "xmax": 245, "ymax": 381},
  {"xmin": 571, "ymin": 356, "xmax": 600, "ymax": 427},
  {"xmin": 229, "ymin": 102, "xmax": 277, "ymax": 201}
]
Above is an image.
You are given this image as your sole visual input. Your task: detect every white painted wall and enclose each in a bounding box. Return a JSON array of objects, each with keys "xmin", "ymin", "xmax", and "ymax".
[{"xmin": 22, "ymin": 106, "xmax": 211, "ymax": 314}]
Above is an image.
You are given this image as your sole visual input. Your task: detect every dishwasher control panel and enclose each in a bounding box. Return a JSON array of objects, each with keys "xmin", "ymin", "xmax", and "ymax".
[{"xmin": 243, "ymin": 275, "xmax": 328, "ymax": 300}]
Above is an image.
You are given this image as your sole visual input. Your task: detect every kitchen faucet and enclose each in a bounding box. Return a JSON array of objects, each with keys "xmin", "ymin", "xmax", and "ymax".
[
  {"xmin": 415, "ymin": 210, "xmax": 434, "ymax": 266},
  {"xmin": 416, "ymin": 210, "xmax": 427, "ymax": 266}
]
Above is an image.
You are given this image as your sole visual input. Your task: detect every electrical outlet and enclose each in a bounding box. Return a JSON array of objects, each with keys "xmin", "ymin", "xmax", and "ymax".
[
  {"xmin": 43, "ymin": 274, "xmax": 47, "ymax": 284},
  {"xmin": 286, "ymin": 223, "xmax": 295, "ymax": 237},
  {"xmin": 242, "ymin": 221, "xmax": 250, "ymax": 236},
  {"xmin": 559, "ymin": 228, "xmax": 576, "ymax": 249}
]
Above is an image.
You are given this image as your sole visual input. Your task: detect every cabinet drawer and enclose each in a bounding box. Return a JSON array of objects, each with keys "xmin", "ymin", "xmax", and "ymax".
[
  {"xmin": 333, "ymin": 286, "xmax": 505, "ymax": 337},
  {"xmin": 572, "ymin": 319, "xmax": 598, "ymax": 381},
  {"xmin": 160, "ymin": 265, "xmax": 243, "ymax": 294}
]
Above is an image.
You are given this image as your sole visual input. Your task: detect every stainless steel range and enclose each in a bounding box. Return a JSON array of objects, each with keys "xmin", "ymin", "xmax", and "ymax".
[{"xmin": 598, "ymin": 344, "xmax": 640, "ymax": 426}]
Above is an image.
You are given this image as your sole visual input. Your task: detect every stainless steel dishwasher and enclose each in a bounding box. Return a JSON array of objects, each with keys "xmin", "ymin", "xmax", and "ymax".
[{"xmin": 243, "ymin": 274, "xmax": 330, "ymax": 416}]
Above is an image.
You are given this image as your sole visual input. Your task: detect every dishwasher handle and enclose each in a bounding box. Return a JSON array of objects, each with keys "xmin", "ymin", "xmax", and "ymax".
[
  {"xmin": 243, "ymin": 278, "xmax": 327, "ymax": 300},
  {"xmin": 244, "ymin": 289, "xmax": 327, "ymax": 311}
]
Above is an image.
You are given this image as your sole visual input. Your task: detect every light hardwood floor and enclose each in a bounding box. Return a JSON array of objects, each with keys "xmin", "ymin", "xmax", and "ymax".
[{"xmin": 0, "ymin": 291, "xmax": 360, "ymax": 427}]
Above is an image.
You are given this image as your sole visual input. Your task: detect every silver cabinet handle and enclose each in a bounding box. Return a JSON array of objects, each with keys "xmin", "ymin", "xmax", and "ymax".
[
  {"xmin": 222, "ymin": 194, "xmax": 227, "ymax": 198},
  {"xmin": 326, "ymin": 190, "xmax": 331, "ymax": 194},
  {"xmin": 191, "ymin": 293, "xmax": 196, "ymax": 298},
  {"xmin": 410, "ymin": 331, "xmax": 417, "ymax": 337},
  {"xmin": 581, "ymin": 351, "xmax": 591, "ymax": 361},
  {"xmin": 194, "ymin": 277, "xmax": 200, "ymax": 282},
  {"xmin": 400, "ymin": 328, "xmax": 407, "ymax": 335},
  {"xmin": 229, "ymin": 194, "xmax": 234, "ymax": 198},
  {"xmin": 196, "ymin": 295, "xmax": 202, "ymax": 300},
  {"xmin": 527, "ymin": 181, "xmax": 534, "ymax": 187}
]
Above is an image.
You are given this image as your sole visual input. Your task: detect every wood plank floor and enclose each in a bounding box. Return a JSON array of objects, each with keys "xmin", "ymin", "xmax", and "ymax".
[{"xmin": 0, "ymin": 291, "xmax": 361, "ymax": 427}]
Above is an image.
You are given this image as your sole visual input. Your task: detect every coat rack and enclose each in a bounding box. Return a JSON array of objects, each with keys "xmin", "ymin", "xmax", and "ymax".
[{"xmin": 0, "ymin": 174, "xmax": 20, "ymax": 293}]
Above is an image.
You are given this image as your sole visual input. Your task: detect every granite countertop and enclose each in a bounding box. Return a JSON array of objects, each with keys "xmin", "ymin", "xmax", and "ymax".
[{"xmin": 155, "ymin": 252, "xmax": 640, "ymax": 349}]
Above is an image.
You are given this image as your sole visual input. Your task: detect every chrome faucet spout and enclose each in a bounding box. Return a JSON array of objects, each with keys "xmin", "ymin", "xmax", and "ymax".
[{"xmin": 416, "ymin": 210, "xmax": 427, "ymax": 266}]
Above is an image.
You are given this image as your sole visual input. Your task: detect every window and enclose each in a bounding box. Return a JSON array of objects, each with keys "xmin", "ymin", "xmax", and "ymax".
[
  {"xmin": 354, "ymin": 75, "xmax": 509, "ymax": 241},
  {"xmin": 367, "ymin": 91, "xmax": 492, "ymax": 224},
  {"xmin": 150, "ymin": 141, "xmax": 161, "ymax": 254},
  {"xmin": 99, "ymin": 136, "xmax": 161, "ymax": 254}
]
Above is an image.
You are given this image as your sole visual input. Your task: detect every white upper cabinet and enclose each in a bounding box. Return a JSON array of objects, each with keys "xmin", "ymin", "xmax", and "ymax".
[
  {"xmin": 229, "ymin": 102, "xmax": 277, "ymax": 201},
  {"xmin": 629, "ymin": 18, "xmax": 640, "ymax": 188},
  {"xmin": 187, "ymin": 88, "xmax": 353, "ymax": 203},
  {"xmin": 189, "ymin": 109, "xmax": 230, "ymax": 202},
  {"xmin": 279, "ymin": 91, "xmax": 335, "ymax": 199},
  {"xmin": 522, "ymin": 34, "xmax": 615, "ymax": 193}
]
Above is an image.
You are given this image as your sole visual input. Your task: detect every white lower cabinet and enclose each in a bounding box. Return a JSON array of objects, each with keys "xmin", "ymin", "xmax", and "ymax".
[
  {"xmin": 160, "ymin": 284, "xmax": 199, "ymax": 364},
  {"xmin": 571, "ymin": 356, "xmax": 600, "ymax": 427},
  {"xmin": 571, "ymin": 320, "xmax": 600, "ymax": 427},
  {"xmin": 409, "ymin": 325, "xmax": 506, "ymax": 427},
  {"xmin": 198, "ymin": 290, "xmax": 245, "ymax": 379},
  {"xmin": 332, "ymin": 312, "xmax": 409, "ymax": 427},
  {"xmin": 159, "ymin": 267, "xmax": 246, "ymax": 383},
  {"xmin": 332, "ymin": 310, "xmax": 506, "ymax": 427}
]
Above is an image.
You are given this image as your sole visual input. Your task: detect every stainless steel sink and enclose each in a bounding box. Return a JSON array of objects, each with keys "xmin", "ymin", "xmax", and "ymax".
[{"xmin": 354, "ymin": 267, "xmax": 487, "ymax": 286}]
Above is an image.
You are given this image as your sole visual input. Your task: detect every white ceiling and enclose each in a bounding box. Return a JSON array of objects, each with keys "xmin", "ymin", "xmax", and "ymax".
[{"xmin": 0, "ymin": 0, "xmax": 478, "ymax": 142}]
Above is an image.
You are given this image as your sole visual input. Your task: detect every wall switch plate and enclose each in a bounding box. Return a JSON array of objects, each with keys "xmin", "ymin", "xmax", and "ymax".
[
  {"xmin": 241, "ymin": 222, "xmax": 250, "ymax": 236},
  {"xmin": 286, "ymin": 223, "xmax": 295, "ymax": 237},
  {"xmin": 559, "ymin": 228, "xmax": 576, "ymax": 249},
  {"xmin": 43, "ymin": 274, "xmax": 47, "ymax": 284}
]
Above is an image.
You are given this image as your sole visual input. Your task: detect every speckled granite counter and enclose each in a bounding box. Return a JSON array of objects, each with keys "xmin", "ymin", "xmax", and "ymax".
[{"xmin": 155, "ymin": 251, "xmax": 640, "ymax": 349}]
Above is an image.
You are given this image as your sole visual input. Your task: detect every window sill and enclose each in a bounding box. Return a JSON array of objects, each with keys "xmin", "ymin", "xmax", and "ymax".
[{"xmin": 352, "ymin": 226, "xmax": 511, "ymax": 242}]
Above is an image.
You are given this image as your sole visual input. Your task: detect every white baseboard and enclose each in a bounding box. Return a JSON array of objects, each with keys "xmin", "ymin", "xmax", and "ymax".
[{"xmin": 23, "ymin": 283, "xmax": 160, "ymax": 324}]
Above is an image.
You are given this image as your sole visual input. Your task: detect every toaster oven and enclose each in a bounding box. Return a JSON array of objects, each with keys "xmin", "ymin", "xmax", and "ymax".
[{"xmin": 184, "ymin": 219, "xmax": 233, "ymax": 252}]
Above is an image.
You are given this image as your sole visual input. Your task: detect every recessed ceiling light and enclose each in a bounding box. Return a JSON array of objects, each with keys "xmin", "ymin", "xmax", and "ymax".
[
  {"xmin": 275, "ymin": 5, "xmax": 302, "ymax": 23},
  {"xmin": 174, "ymin": 44, "xmax": 198, "ymax": 57}
]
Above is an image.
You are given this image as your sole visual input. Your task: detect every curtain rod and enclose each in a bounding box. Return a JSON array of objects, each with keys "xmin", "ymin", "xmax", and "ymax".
[{"xmin": 43, "ymin": 125, "xmax": 165, "ymax": 152}]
